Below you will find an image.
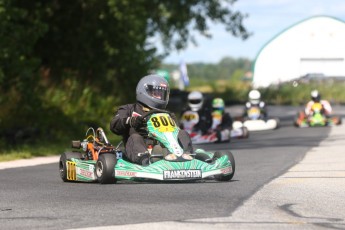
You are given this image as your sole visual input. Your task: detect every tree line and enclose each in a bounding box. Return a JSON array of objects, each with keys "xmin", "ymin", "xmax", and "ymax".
[
  {"xmin": 0, "ymin": 0, "xmax": 250, "ymax": 148},
  {"xmin": 162, "ymin": 57, "xmax": 252, "ymax": 81}
]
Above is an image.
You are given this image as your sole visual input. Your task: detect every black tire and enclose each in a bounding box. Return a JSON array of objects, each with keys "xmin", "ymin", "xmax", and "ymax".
[
  {"xmin": 96, "ymin": 154, "xmax": 117, "ymax": 184},
  {"xmin": 195, "ymin": 152, "xmax": 212, "ymax": 162},
  {"xmin": 274, "ymin": 118, "xmax": 280, "ymax": 129},
  {"xmin": 293, "ymin": 120, "xmax": 299, "ymax": 127},
  {"xmin": 59, "ymin": 152, "xmax": 83, "ymax": 182},
  {"xmin": 242, "ymin": 127, "xmax": 249, "ymax": 138},
  {"xmin": 213, "ymin": 151, "xmax": 235, "ymax": 181},
  {"xmin": 335, "ymin": 117, "xmax": 342, "ymax": 125}
]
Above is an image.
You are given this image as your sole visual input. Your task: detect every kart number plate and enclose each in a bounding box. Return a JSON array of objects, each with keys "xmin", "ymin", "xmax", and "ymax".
[{"xmin": 163, "ymin": 170, "xmax": 202, "ymax": 180}]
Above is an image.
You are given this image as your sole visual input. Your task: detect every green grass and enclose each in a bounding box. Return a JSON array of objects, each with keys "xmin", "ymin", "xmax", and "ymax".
[
  {"xmin": 0, "ymin": 142, "xmax": 67, "ymax": 162},
  {"xmin": 0, "ymin": 134, "xmax": 122, "ymax": 162}
]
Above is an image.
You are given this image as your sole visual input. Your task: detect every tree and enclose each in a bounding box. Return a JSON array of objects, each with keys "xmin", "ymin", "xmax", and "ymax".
[
  {"xmin": 0, "ymin": 0, "xmax": 48, "ymax": 133},
  {"xmin": 34, "ymin": 0, "xmax": 250, "ymax": 99},
  {"xmin": 0, "ymin": 0, "xmax": 250, "ymax": 144}
]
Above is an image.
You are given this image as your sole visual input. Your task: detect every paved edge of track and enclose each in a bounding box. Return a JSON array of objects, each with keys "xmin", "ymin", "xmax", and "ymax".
[
  {"xmin": 0, "ymin": 155, "xmax": 59, "ymax": 170},
  {"xmin": 69, "ymin": 125, "xmax": 345, "ymax": 230},
  {"xmin": 1, "ymin": 125, "xmax": 344, "ymax": 230}
]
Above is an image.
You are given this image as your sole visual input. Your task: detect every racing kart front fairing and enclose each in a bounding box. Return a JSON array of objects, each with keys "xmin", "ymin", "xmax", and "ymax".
[
  {"xmin": 65, "ymin": 149, "xmax": 231, "ymax": 182},
  {"xmin": 294, "ymin": 103, "xmax": 342, "ymax": 128},
  {"xmin": 59, "ymin": 110, "xmax": 235, "ymax": 184},
  {"xmin": 232, "ymin": 106, "xmax": 279, "ymax": 131}
]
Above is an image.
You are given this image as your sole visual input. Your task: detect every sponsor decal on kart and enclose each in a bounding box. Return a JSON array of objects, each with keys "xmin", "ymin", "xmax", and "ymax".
[
  {"xmin": 163, "ymin": 170, "xmax": 202, "ymax": 180},
  {"xmin": 220, "ymin": 166, "xmax": 232, "ymax": 175},
  {"xmin": 117, "ymin": 162, "xmax": 125, "ymax": 167},
  {"xmin": 116, "ymin": 170, "xmax": 137, "ymax": 177},
  {"xmin": 78, "ymin": 168, "xmax": 94, "ymax": 179}
]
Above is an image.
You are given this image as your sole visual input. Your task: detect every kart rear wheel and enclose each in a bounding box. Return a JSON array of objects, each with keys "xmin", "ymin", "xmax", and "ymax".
[
  {"xmin": 59, "ymin": 152, "xmax": 83, "ymax": 182},
  {"xmin": 213, "ymin": 151, "xmax": 235, "ymax": 181},
  {"xmin": 293, "ymin": 120, "xmax": 299, "ymax": 127},
  {"xmin": 334, "ymin": 116, "xmax": 342, "ymax": 125},
  {"xmin": 96, "ymin": 154, "xmax": 117, "ymax": 184},
  {"xmin": 274, "ymin": 118, "xmax": 280, "ymax": 129},
  {"xmin": 242, "ymin": 127, "xmax": 249, "ymax": 138}
]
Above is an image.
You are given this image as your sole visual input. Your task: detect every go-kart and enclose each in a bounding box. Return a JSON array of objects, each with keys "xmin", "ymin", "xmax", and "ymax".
[
  {"xmin": 294, "ymin": 103, "xmax": 342, "ymax": 127},
  {"xmin": 232, "ymin": 106, "xmax": 279, "ymax": 131},
  {"xmin": 180, "ymin": 110, "xmax": 249, "ymax": 144},
  {"xmin": 59, "ymin": 109, "xmax": 235, "ymax": 184}
]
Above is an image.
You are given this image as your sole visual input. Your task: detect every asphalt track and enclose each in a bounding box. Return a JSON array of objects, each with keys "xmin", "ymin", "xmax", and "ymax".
[{"xmin": 0, "ymin": 106, "xmax": 344, "ymax": 230}]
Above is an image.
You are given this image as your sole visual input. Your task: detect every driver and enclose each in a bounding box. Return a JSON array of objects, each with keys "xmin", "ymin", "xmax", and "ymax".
[
  {"xmin": 110, "ymin": 74, "xmax": 193, "ymax": 165},
  {"xmin": 243, "ymin": 89, "xmax": 267, "ymax": 119},
  {"xmin": 305, "ymin": 90, "xmax": 332, "ymax": 116},
  {"xmin": 211, "ymin": 98, "xmax": 233, "ymax": 142},
  {"xmin": 180, "ymin": 91, "xmax": 212, "ymax": 135}
]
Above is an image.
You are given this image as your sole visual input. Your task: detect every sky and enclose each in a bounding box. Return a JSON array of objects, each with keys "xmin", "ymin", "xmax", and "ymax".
[{"xmin": 163, "ymin": 0, "xmax": 345, "ymax": 64}]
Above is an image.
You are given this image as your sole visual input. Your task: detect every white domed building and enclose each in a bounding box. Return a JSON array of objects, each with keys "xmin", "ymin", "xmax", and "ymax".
[{"xmin": 253, "ymin": 16, "xmax": 345, "ymax": 88}]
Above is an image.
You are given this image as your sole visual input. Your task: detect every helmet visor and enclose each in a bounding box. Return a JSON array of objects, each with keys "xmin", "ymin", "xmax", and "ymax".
[
  {"xmin": 145, "ymin": 84, "xmax": 169, "ymax": 101},
  {"xmin": 312, "ymin": 96, "xmax": 320, "ymax": 102},
  {"xmin": 189, "ymin": 99, "xmax": 202, "ymax": 105}
]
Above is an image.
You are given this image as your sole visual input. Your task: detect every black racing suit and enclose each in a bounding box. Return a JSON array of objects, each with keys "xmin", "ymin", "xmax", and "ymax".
[
  {"xmin": 110, "ymin": 102, "xmax": 193, "ymax": 164},
  {"xmin": 211, "ymin": 110, "xmax": 233, "ymax": 142},
  {"xmin": 180, "ymin": 105, "xmax": 213, "ymax": 135},
  {"xmin": 215, "ymin": 112, "xmax": 233, "ymax": 131}
]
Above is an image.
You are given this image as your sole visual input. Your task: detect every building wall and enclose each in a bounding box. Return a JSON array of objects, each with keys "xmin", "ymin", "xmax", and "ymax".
[{"xmin": 253, "ymin": 16, "xmax": 345, "ymax": 88}]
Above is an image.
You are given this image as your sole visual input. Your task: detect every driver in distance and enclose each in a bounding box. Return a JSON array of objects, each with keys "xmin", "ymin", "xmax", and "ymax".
[
  {"xmin": 110, "ymin": 74, "xmax": 193, "ymax": 165},
  {"xmin": 305, "ymin": 90, "xmax": 332, "ymax": 117},
  {"xmin": 243, "ymin": 89, "xmax": 268, "ymax": 120}
]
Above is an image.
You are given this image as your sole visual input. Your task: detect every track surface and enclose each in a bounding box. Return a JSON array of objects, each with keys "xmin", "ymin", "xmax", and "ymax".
[{"xmin": 0, "ymin": 106, "xmax": 341, "ymax": 230}]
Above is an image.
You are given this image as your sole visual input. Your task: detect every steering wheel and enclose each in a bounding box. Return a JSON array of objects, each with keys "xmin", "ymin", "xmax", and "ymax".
[{"xmin": 141, "ymin": 108, "xmax": 174, "ymax": 121}]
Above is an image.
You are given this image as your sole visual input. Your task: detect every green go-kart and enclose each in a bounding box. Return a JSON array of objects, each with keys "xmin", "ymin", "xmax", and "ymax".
[
  {"xmin": 59, "ymin": 109, "xmax": 235, "ymax": 184},
  {"xmin": 294, "ymin": 103, "xmax": 342, "ymax": 127}
]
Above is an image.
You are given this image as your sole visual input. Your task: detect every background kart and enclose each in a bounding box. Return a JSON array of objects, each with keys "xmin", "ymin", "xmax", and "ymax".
[
  {"xmin": 59, "ymin": 110, "xmax": 235, "ymax": 184},
  {"xmin": 180, "ymin": 110, "xmax": 249, "ymax": 144},
  {"xmin": 294, "ymin": 103, "xmax": 342, "ymax": 127},
  {"xmin": 233, "ymin": 106, "xmax": 279, "ymax": 131}
]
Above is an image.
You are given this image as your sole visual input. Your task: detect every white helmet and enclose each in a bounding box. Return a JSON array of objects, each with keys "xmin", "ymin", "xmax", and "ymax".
[
  {"xmin": 188, "ymin": 91, "xmax": 203, "ymax": 111},
  {"xmin": 311, "ymin": 90, "xmax": 321, "ymax": 102},
  {"xmin": 249, "ymin": 89, "xmax": 261, "ymax": 105}
]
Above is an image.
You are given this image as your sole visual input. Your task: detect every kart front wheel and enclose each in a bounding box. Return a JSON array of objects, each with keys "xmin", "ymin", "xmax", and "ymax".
[
  {"xmin": 195, "ymin": 151, "xmax": 212, "ymax": 163},
  {"xmin": 96, "ymin": 154, "xmax": 117, "ymax": 184},
  {"xmin": 213, "ymin": 151, "xmax": 235, "ymax": 181},
  {"xmin": 59, "ymin": 152, "xmax": 83, "ymax": 182}
]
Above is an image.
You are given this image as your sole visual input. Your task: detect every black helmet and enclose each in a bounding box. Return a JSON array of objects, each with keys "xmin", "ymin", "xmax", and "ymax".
[
  {"xmin": 136, "ymin": 74, "xmax": 170, "ymax": 109},
  {"xmin": 311, "ymin": 90, "xmax": 320, "ymax": 102}
]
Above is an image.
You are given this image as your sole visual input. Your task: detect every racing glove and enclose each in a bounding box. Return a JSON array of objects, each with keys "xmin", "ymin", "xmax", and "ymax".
[{"xmin": 127, "ymin": 116, "xmax": 146, "ymax": 129}]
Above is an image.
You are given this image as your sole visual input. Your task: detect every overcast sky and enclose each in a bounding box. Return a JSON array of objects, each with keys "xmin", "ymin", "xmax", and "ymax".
[{"xmin": 163, "ymin": 0, "xmax": 345, "ymax": 64}]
